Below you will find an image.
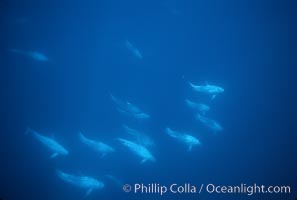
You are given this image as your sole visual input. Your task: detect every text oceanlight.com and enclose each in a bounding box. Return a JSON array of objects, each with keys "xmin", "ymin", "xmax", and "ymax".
[{"xmin": 123, "ymin": 183, "xmax": 291, "ymax": 196}]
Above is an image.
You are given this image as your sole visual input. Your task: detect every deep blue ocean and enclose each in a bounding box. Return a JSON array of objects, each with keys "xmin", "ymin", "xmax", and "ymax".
[{"xmin": 1, "ymin": 0, "xmax": 296, "ymax": 200}]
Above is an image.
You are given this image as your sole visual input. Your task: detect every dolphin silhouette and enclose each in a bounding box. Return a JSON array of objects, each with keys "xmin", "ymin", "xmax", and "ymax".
[
  {"xmin": 165, "ymin": 127, "xmax": 201, "ymax": 151},
  {"xmin": 196, "ymin": 114, "xmax": 223, "ymax": 133},
  {"xmin": 185, "ymin": 99, "xmax": 210, "ymax": 115},
  {"xmin": 123, "ymin": 125, "xmax": 154, "ymax": 147},
  {"xmin": 189, "ymin": 82, "xmax": 224, "ymax": 100},
  {"xmin": 57, "ymin": 170, "xmax": 104, "ymax": 197},
  {"xmin": 110, "ymin": 94, "xmax": 150, "ymax": 120},
  {"xmin": 79, "ymin": 132, "xmax": 114, "ymax": 158},
  {"xmin": 25, "ymin": 128, "xmax": 68, "ymax": 159},
  {"xmin": 117, "ymin": 138, "xmax": 155, "ymax": 163}
]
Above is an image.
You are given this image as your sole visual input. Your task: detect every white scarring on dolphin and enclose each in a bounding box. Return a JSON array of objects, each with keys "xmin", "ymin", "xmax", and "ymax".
[
  {"xmin": 189, "ymin": 82, "xmax": 224, "ymax": 100},
  {"xmin": 79, "ymin": 132, "xmax": 114, "ymax": 158},
  {"xmin": 165, "ymin": 127, "xmax": 201, "ymax": 151},
  {"xmin": 117, "ymin": 138, "xmax": 156, "ymax": 163},
  {"xmin": 56, "ymin": 170, "xmax": 104, "ymax": 197},
  {"xmin": 125, "ymin": 40, "xmax": 143, "ymax": 59},
  {"xmin": 8, "ymin": 49, "xmax": 49, "ymax": 62},
  {"xmin": 185, "ymin": 99, "xmax": 210, "ymax": 115},
  {"xmin": 110, "ymin": 94, "xmax": 150, "ymax": 120},
  {"xmin": 25, "ymin": 128, "xmax": 68, "ymax": 159},
  {"xmin": 123, "ymin": 125, "xmax": 154, "ymax": 148},
  {"xmin": 196, "ymin": 114, "xmax": 223, "ymax": 133}
]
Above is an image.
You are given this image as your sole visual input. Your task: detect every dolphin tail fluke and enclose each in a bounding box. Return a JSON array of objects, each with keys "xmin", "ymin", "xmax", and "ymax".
[
  {"xmin": 50, "ymin": 153, "xmax": 58, "ymax": 159},
  {"xmin": 184, "ymin": 99, "xmax": 190, "ymax": 105},
  {"xmin": 165, "ymin": 127, "xmax": 179, "ymax": 138},
  {"xmin": 78, "ymin": 132, "xmax": 84, "ymax": 139},
  {"xmin": 122, "ymin": 124, "xmax": 130, "ymax": 133},
  {"xmin": 109, "ymin": 93, "xmax": 115, "ymax": 100},
  {"xmin": 85, "ymin": 188, "xmax": 93, "ymax": 197},
  {"xmin": 117, "ymin": 108, "xmax": 128, "ymax": 115},
  {"xmin": 110, "ymin": 93, "xmax": 119, "ymax": 104},
  {"xmin": 125, "ymin": 40, "xmax": 133, "ymax": 50},
  {"xmin": 56, "ymin": 169, "xmax": 64, "ymax": 180},
  {"xmin": 116, "ymin": 138, "xmax": 125, "ymax": 142},
  {"xmin": 56, "ymin": 170, "xmax": 76, "ymax": 185},
  {"xmin": 116, "ymin": 138, "xmax": 128, "ymax": 146},
  {"xmin": 188, "ymin": 82, "xmax": 195, "ymax": 88},
  {"xmin": 110, "ymin": 94, "xmax": 126, "ymax": 109},
  {"xmin": 188, "ymin": 145, "xmax": 193, "ymax": 152},
  {"xmin": 56, "ymin": 170, "xmax": 70, "ymax": 183},
  {"xmin": 78, "ymin": 132, "xmax": 88, "ymax": 143},
  {"xmin": 196, "ymin": 114, "xmax": 202, "ymax": 121}
]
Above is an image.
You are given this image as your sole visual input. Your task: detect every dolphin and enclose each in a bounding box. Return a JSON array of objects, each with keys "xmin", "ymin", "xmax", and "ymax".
[
  {"xmin": 123, "ymin": 125, "xmax": 154, "ymax": 147},
  {"xmin": 125, "ymin": 101, "xmax": 143, "ymax": 114},
  {"xmin": 185, "ymin": 99, "xmax": 210, "ymax": 115},
  {"xmin": 196, "ymin": 114, "xmax": 223, "ymax": 132},
  {"xmin": 132, "ymin": 112, "xmax": 150, "ymax": 119},
  {"xmin": 25, "ymin": 128, "xmax": 68, "ymax": 158},
  {"xmin": 110, "ymin": 94, "xmax": 150, "ymax": 120},
  {"xmin": 125, "ymin": 40, "xmax": 143, "ymax": 59},
  {"xmin": 57, "ymin": 170, "xmax": 104, "ymax": 197},
  {"xmin": 117, "ymin": 138, "xmax": 155, "ymax": 163},
  {"xmin": 8, "ymin": 49, "xmax": 49, "ymax": 62},
  {"xmin": 78, "ymin": 132, "xmax": 114, "ymax": 158},
  {"xmin": 165, "ymin": 127, "xmax": 201, "ymax": 151},
  {"xmin": 189, "ymin": 82, "xmax": 224, "ymax": 100}
]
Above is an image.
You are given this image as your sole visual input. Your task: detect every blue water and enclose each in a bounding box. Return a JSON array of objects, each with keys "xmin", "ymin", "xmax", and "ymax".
[{"xmin": 1, "ymin": 0, "xmax": 296, "ymax": 199}]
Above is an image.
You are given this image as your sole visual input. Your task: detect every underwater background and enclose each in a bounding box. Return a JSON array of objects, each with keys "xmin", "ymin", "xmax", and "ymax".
[{"xmin": 1, "ymin": 0, "xmax": 296, "ymax": 199}]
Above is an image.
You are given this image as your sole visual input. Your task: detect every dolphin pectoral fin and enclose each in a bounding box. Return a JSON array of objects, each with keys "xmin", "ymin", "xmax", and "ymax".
[
  {"xmin": 85, "ymin": 188, "xmax": 93, "ymax": 197},
  {"xmin": 188, "ymin": 145, "xmax": 192, "ymax": 152},
  {"xmin": 50, "ymin": 153, "xmax": 58, "ymax": 159},
  {"xmin": 211, "ymin": 95, "xmax": 216, "ymax": 100},
  {"xmin": 140, "ymin": 159, "xmax": 147, "ymax": 164}
]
